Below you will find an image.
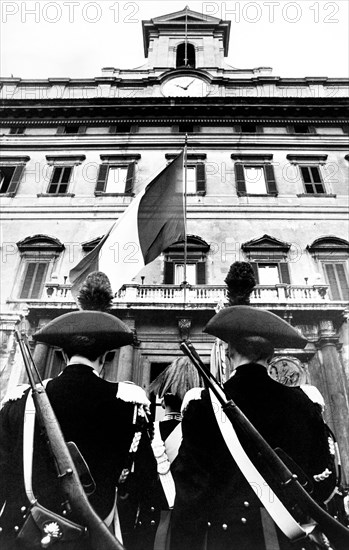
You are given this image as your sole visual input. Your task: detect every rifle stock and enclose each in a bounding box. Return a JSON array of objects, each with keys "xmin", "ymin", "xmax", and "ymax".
[
  {"xmin": 15, "ymin": 329, "xmax": 125, "ymax": 550},
  {"xmin": 180, "ymin": 340, "xmax": 349, "ymax": 550}
]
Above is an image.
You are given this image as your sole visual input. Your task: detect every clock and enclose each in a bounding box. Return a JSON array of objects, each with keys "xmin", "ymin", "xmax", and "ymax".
[
  {"xmin": 161, "ymin": 76, "xmax": 209, "ymax": 97},
  {"xmin": 268, "ymin": 356, "xmax": 306, "ymax": 387}
]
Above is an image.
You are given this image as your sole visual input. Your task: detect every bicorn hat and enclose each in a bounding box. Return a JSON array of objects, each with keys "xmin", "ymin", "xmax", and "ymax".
[
  {"xmin": 204, "ymin": 306, "xmax": 308, "ymax": 349},
  {"xmin": 33, "ymin": 311, "xmax": 133, "ymax": 350}
]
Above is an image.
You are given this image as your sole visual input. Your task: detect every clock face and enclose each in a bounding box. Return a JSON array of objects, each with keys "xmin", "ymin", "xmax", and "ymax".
[{"xmin": 162, "ymin": 76, "xmax": 209, "ymax": 97}]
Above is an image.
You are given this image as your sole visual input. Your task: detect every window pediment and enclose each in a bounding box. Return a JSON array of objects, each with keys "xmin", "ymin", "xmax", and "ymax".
[
  {"xmin": 242, "ymin": 235, "xmax": 290, "ymax": 259},
  {"xmin": 17, "ymin": 235, "xmax": 64, "ymax": 253},
  {"xmin": 307, "ymin": 237, "xmax": 349, "ymax": 258}
]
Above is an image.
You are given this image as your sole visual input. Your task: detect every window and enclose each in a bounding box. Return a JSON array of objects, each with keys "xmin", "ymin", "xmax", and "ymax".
[
  {"xmin": 232, "ymin": 156, "xmax": 277, "ymax": 196},
  {"xmin": 166, "ymin": 154, "xmax": 206, "ymax": 195},
  {"xmin": 48, "ymin": 166, "xmax": 73, "ymax": 194},
  {"xmin": 293, "ymin": 124, "xmax": 312, "ymax": 134},
  {"xmin": 16, "ymin": 235, "xmax": 65, "ymax": 300},
  {"xmin": 244, "ymin": 166, "xmax": 268, "ymax": 194},
  {"xmin": 56, "ymin": 125, "xmax": 87, "ymax": 135},
  {"xmin": 242, "ymin": 235, "xmax": 292, "ymax": 285},
  {"xmin": 252, "ymin": 262, "xmax": 291, "ymax": 285},
  {"xmin": 105, "ymin": 166, "xmax": 128, "ymax": 193},
  {"xmin": 239, "ymin": 123, "xmax": 257, "ymax": 133},
  {"xmin": 300, "ymin": 166, "xmax": 325, "ymax": 194},
  {"xmin": 307, "ymin": 237, "xmax": 349, "ymax": 301},
  {"xmin": 9, "ymin": 127, "xmax": 25, "ymax": 135},
  {"xmin": 164, "ymin": 236, "xmax": 210, "ymax": 285},
  {"xmin": 109, "ymin": 124, "xmax": 133, "ymax": 134},
  {"xmin": 323, "ymin": 263, "xmax": 349, "ymax": 301},
  {"xmin": 19, "ymin": 262, "xmax": 48, "ymax": 299},
  {"xmin": 176, "ymin": 42, "xmax": 196, "ymax": 68},
  {"xmin": 174, "ymin": 263, "xmax": 197, "ymax": 285},
  {"xmin": 0, "ymin": 156, "xmax": 29, "ymax": 195},
  {"xmin": 95, "ymin": 155, "xmax": 141, "ymax": 194},
  {"xmin": 178, "ymin": 123, "xmax": 195, "ymax": 133}
]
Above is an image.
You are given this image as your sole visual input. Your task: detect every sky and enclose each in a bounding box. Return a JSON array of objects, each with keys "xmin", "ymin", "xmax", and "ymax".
[{"xmin": 1, "ymin": 0, "xmax": 348, "ymax": 80}]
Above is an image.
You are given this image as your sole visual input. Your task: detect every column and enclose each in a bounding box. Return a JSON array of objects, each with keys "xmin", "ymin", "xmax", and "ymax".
[{"xmin": 313, "ymin": 320, "xmax": 349, "ymax": 484}]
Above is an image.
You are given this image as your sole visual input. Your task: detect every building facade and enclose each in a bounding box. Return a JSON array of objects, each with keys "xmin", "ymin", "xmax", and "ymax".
[{"xmin": 1, "ymin": 8, "xmax": 349, "ymax": 482}]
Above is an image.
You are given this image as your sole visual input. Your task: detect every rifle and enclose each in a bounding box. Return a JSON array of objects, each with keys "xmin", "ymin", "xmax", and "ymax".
[
  {"xmin": 14, "ymin": 328, "xmax": 125, "ymax": 550},
  {"xmin": 180, "ymin": 339, "xmax": 349, "ymax": 550}
]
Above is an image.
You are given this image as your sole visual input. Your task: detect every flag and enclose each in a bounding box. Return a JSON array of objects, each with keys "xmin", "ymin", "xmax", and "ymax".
[{"xmin": 69, "ymin": 152, "xmax": 185, "ymax": 298}]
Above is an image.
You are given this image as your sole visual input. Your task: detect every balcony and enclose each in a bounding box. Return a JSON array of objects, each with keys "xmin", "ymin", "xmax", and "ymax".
[{"xmin": 9, "ymin": 281, "xmax": 336, "ymax": 312}]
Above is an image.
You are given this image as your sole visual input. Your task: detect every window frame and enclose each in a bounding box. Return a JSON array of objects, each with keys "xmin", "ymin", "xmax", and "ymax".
[
  {"xmin": 0, "ymin": 156, "xmax": 30, "ymax": 196},
  {"xmin": 95, "ymin": 154, "xmax": 141, "ymax": 196},
  {"xmin": 163, "ymin": 236, "xmax": 210, "ymax": 285},
  {"xmin": 15, "ymin": 235, "xmax": 65, "ymax": 301},
  {"xmin": 299, "ymin": 165, "xmax": 325, "ymax": 194},
  {"xmin": 322, "ymin": 262, "xmax": 349, "ymax": 301},
  {"xmin": 231, "ymin": 155, "xmax": 277, "ymax": 196},
  {"xmin": 48, "ymin": 165, "xmax": 73, "ymax": 194},
  {"xmin": 165, "ymin": 153, "xmax": 206, "ymax": 195}
]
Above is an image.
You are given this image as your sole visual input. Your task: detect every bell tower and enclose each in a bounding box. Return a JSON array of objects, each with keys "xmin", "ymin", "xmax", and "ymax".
[{"xmin": 142, "ymin": 6, "xmax": 231, "ymax": 70}]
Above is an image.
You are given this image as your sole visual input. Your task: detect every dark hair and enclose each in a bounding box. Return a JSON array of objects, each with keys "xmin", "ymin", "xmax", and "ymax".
[
  {"xmin": 232, "ymin": 336, "xmax": 274, "ymax": 363},
  {"xmin": 163, "ymin": 393, "xmax": 182, "ymax": 411},
  {"xmin": 64, "ymin": 335, "xmax": 108, "ymax": 361}
]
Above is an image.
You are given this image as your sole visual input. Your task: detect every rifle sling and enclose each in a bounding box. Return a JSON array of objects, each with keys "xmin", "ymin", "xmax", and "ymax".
[{"xmin": 209, "ymin": 389, "xmax": 315, "ymax": 541}]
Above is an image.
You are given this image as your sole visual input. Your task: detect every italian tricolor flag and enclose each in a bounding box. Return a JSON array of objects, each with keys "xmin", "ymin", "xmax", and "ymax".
[{"xmin": 69, "ymin": 152, "xmax": 185, "ymax": 296}]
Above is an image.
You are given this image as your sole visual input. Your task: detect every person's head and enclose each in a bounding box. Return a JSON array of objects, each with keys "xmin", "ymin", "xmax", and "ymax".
[
  {"xmin": 227, "ymin": 336, "xmax": 275, "ymax": 369},
  {"xmin": 149, "ymin": 356, "xmax": 203, "ymax": 409},
  {"xmin": 204, "ymin": 306, "xmax": 308, "ymax": 366}
]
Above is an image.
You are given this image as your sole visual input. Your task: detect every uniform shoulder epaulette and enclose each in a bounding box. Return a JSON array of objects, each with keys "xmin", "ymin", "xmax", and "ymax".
[
  {"xmin": 116, "ymin": 381, "xmax": 150, "ymax": 406},
  {"xmin": 0, "ymin": 384, "xmax": 30, "ymax": 409},
  {"xmin": 181, "ymin": 387, "xmax": 204, "ymax": 414}
]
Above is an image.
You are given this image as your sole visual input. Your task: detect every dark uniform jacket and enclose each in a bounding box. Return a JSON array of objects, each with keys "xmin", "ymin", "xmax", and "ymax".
[
  {"xmin": 0, "ymin": 364, "xmax": 156, "ymax": 549},
  {"xmin": 171, "ymin": 363, "xmax": 335, "ymax": 550},
  {"xmin": 124, "ymin": 417, "xmax": 181, "ymax": 550}
]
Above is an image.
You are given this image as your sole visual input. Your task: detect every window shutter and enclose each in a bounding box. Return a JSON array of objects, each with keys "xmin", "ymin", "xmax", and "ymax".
[
  {"xmin": 7, "ymin": 165, "xmax": 25, "ymax": 195},
  {"xmin": 31, "ymin": 263, "xmax": 47, "ymax": 298},
  {"xmin": 56, "ymin": 126, "xmax": 65, "ymax": 135},
  {"xmin": 196, "ymin": 262, "xmax": 206, "ymax": 284},
  {"xmin": 125, "ymin": 162, "xmax": 135, "ymax": 194},
  {"xmin": 78, "ymin": 126, "xmax": 87, "ymax": 134},
  {"xmin": 251, "ymin": 262, "xmax": 259, "ymax": 284},
  {"xmin": 164, "ymin": 261, "xmax": 174, "ymax": 284},
  {"xmin": 235, "ymin": 164, "xmax": 246, "ymax": 195},
  {"xmin": 95, "ymin": 164, "xmax": 109, "ymax": 192},
  {"xmin": 265, "ymin": 164, "xmax": 277, "ymax": 194},
  {"xmin": 336, "ymin": 264, "xmax": 349, "ymax": 300},
  {"xmin": 279, "ymin": 262, "xmax": 291, "ymax": 284},
  {"xmin": 325, "ymin": 264, "xmax": 341, "ymax": 300},
  {"xmin": 196, "ymin": 163, "xmax": 206, "ymax": 194},
  {"xmin": 20, "ymin": 263, "xmax": 36, "ymax": 298}
]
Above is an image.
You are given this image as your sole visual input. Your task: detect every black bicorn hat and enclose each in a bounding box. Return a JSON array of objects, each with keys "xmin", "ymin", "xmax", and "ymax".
[
  {"xmin": 204, "ymin": 305, "xmax": 308, "ymax": 349},
  {"xmin": 33, "ymin": 310, "xmax": 133, "ymax": 350}
]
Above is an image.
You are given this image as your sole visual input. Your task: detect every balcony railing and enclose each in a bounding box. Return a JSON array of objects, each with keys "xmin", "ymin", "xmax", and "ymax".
[{"xmin": 41, "ymin": 282, "xmax": 331, "ymax": 307}]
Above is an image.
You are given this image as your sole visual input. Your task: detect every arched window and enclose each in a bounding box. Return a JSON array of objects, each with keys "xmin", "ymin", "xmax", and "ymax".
[
  {"xmin": 16, "ymin": 235, "xmax": 64, "ymax": 299},
  {"xmin": 176, "ymin": 42, "xmax": 196, "ymax": 68},
  {"xmin": 307, "ymin": 237, "xmax": 349, "ymax": 300},
  {"xmin": 164, "ymin": 236, "xmax": 210, "ymax": 285}
]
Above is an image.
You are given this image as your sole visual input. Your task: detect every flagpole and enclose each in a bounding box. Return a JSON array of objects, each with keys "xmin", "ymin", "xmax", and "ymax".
[
  {"xmin": 183, "ymin": 133, "xmax": 188, "ymax": 307},
  {"xmin": 184, "ymin": 6, "xmax": 188, "ymax": 66}
]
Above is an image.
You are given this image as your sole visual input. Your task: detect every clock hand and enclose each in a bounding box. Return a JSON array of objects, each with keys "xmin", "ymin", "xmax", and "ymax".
[
  {"xmin": 175, "ymin": 84, "xmax": 186, "ymax": 90},
  {"xmin": 182, "ymin": 79, "xmax": 195, "ymax": 90}
]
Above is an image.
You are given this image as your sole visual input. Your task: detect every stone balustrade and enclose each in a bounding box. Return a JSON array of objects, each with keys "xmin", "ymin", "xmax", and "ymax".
[{"xmin": 42, "ymin": 282, "xmax": 331, "ymax": 306}]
